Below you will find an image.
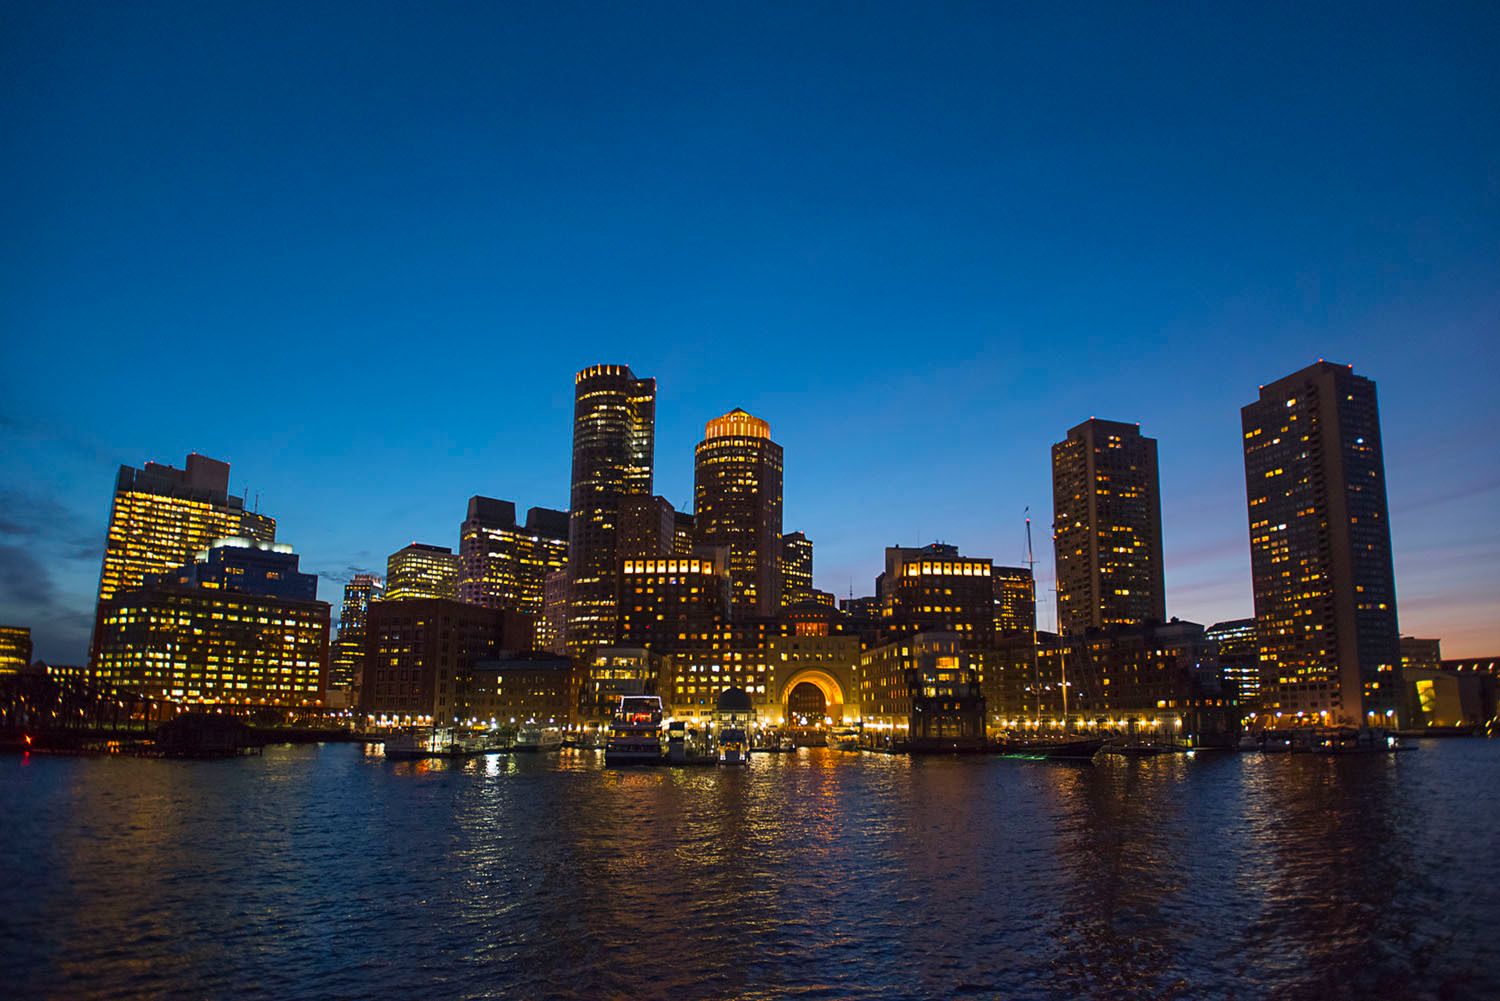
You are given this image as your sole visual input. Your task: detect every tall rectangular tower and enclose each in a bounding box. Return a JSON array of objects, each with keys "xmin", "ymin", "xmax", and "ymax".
[
  {"xmin": 96, "ymin": 452, "xmax": 274, "ymax": 602},
  {"xmin": 1051, "ymin": 419, "xmax": 1165, "ymax": 635},
  {"xmin": 567, "ymin": 364, "xmax": 656, "ymax": 655},
  {"xmin": 693, "ymin": 408, "xmax": 783, "ymax": 616},
  {"xmin": 1242, "ymin": 361, "xmax": 1400, "ymax": 725},
  {"xmin": 781, "ymin": 531, "xmax": 814, "ymax": 607},
  {"xmin": 458, "ymin": 496, "xmax": 568, "ymax": 628}
]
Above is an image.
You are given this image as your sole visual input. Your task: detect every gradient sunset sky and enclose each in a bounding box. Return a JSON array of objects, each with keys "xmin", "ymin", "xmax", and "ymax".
[{"xmin": 2, "ymin": 2, "xmax": 1496, "ymax": 661}]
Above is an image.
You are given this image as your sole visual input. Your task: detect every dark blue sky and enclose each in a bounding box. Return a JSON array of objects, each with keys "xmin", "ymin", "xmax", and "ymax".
[{"xmin": 2, "ymin": 2, "xmax": 1496, "ymax": 661}]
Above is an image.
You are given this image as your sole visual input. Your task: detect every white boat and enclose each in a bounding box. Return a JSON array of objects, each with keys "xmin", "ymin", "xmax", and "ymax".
[
  {"xmin": 719, "ymin": 726, "xmax": 749, "ymax": 765},
  {"xmin": 605, "ymin": 695, "xmax": 664, "ymax": 765},
  {"xmin": 825, "ymin": 726, "xmax": 861, "ymax": 751},
  {"xmin": 513, "ymin": 723, "xmax": 563, "ymax": 752}
]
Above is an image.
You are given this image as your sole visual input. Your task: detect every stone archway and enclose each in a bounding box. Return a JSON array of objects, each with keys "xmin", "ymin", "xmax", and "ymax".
[{"xmin": 775, "ymin": 667, "xmax": 848, "ymax": 727}]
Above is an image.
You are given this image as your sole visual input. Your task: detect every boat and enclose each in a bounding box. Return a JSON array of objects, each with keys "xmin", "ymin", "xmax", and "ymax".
[
  {"xmin": 719, "ymin": 726, "xmax": 749, "ymax": 765},
  {"xmin": 1237, "ymin": 733, "xmax": 1261, "ymax": 752},
  {"xmin": 1103, "ymin": 741, "xmax": 1175, "ymax": 758},
  {"xmin": 513, "ymin": 723, "xmax": 563, "ymax": 752},
  {"xmin": 825, "ymin": 726, "xmax": 861, "ymax": 751},
  {"xmin": 383, "ymin": 726, "xmax": 500, "ymax": 761},
  {"xmin": 996, "ymin": 736, "xmax": 1104, "ymax": 760},
  {"xmin": 605, "ymin": 695, "xmax": 664, "ymax": 765}
]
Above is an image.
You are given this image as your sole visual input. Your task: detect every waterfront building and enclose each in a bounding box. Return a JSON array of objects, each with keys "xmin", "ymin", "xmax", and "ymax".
[
  {"xmin": 327, "ymin": 574, "xmax": 383, "ymax": 704},
  {"xmin": 96, "ymin": 453, "xmax": 274, "ymax": 603},
  {"xmin": 468, "ymin": 654, "xmax": 585, "ymax": 727},
  {"xmin": 156, "ymin": 537, "xmax": 317, "ymax": 601},
  {"xmin": 359, "ymin": 598, "xmax": 530, "ymax": 723},
  {"xmin": 1051, "ymin": 419, "xmax": 1165, "ymax": 635},
  {"xmin": 1207, "ymin": 618, "xmax": 1260, "ymax": 705},
  {"xmin": 1242, "ymin": 361, "xmax": 1401, "ymax": 726},
  {"xmin": 1067, "ymin": 619, "xmax": 1233, "ymax": 745},
  {"xmin": 985, "ymin": 631, "xmax": 1069, "ymax": 727},
  {"xmin": 580, "ymin": 646, "xmax": 665, "ymax": 726},
  {"xmin": 766, "ymin": 632, "xmax": 859, "ymax": 726},
  {"xmin": 1400, "ymin": 636, "xmax": 1443, "ymax": 673},
  {"xmin": 880, "ymin": 544, "xmax": 995, "ymax": 645},
  {"xmin": 92, "ymin": 551, "xmax": 330, "ymax": 705},
  {"xmin": 693, "ymin": 408, "xmax": 784, "ymax": 616},
  {"xmin": 0, "ymin": 625, "xmax": 32, "ymax": 674},
  {"xmin": 992, "ymin": 565, "xmax": 1036, "ymax": 638},
  {"xmin": 1440, "ymin": 656, "xmax": 1500, "ymax": 722},
  {"xmin": 385, "ymin": 543, "xmax": 460, "ymax": 601},
  {"xmin": 855, "ymin": 632, "xmax": 986, "ymax": 750},
  {"xmin": 781, "ymin": 531, "xmax": 814, "ymax": 607},
  {"xmin": 567, "ymin": 364, "xmax": 656, "ymax": 656},
  {"xmin": 458, "ymin": 496, "xmax": 568, "ymax": 640}
]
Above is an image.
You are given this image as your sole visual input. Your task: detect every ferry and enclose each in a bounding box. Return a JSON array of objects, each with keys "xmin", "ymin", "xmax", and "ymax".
[
  {"xmin": 719, "ymin": 726, "xmax": 749, "ymax": 765},
  {"xmin": 825, "ymin": 726, "xmax": 861, "ymax": 751},
  {"xmin": 605, "ymin": 695, "xmax": 665, "ymax": 765},
  {"xmin": 513, "ymin": 723, "xmax": 563, "ymax": 752}
]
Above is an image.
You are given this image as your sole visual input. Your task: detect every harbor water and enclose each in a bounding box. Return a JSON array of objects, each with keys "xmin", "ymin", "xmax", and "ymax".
[{"xmin": 2, "ymin": 741, "xmax": 1497, "ymax": 1000}]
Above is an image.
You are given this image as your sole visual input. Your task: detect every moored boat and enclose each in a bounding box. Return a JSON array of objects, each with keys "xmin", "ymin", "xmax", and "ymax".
[
  {"xmin": 605, "ymin": 695, "xmax": 664, "ymax": 765},
  {"xmin": 825, "ymin": 726, "xmax": 861, "ymax": 751},
  {"xmin": 996, "ymin": 736, "xmax": 1104, "ymax": 760},
  {"xmin": 513, "ymin": 723, "xmax": 563, "ymax": 752}
]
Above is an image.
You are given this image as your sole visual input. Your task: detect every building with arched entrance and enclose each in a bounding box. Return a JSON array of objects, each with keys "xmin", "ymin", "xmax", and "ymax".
[{"xmin": 766, "ymin": 634, "xmax": 858, "ymax": 727}]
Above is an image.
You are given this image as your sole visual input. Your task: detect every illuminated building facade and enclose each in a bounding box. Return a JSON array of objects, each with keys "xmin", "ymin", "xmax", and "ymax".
[
  {"xmin": 92, "ymin": 580, "xmax": 330, "ymax": 705},
  {"xmin": 880, "ymin": 544, "xmax": 995, "ymax": 645},
  {"xmin": 618, "ymin": 557, "xmax": 729, "ymax": 655},
  {"xmin": 339, "ymin": 574, "xmax": 384, "ymax": 635},
  {"xmin": 693, "ymin": 408, "xmax": 783, "ymax": 616},
  {"xmin": 1067, "ymin": 620, "xmax": 1231, "ymax": 743},
  {"xmin": 458, "ymin": 496, "xmax": 568, "ymax": 641},
  {"xmin": 992, "ymin": 565, "xmax": 1036, "ymax": 638},
  {"xmin": 541, "ymin": 570, "xmax": 569, "ymax": 655},
  {"xmin": 567, "ymin": 364, "xmax": 656, "ymax": 656},
  {"xmin": 1242, "ymin": 361, "xmax": 1401, "ymax": 725},
  {"xmin": 856, "ymin": 632, "xmax": 986, "ymax": 750},
  {"xmin": 156, "ymin": 537, "xmax": 316, "ymax": 601},
  {"xmin": 581, "ymin": 646, "xmax": 666, "ymax": 725},
  {"xmin": 328, "ymin": 574, "xmax": 383, "ymax": 700},
  {"xmin": 767, "ymin": 632, "xmax": 859, "ymax": 725},
  {"xmin": 0, "ymin": 625, "xmax": 32, "ymax": 674},
  {"xmin": 96, "ymin": 453, "xmax": 274, "ymax": 603},
  {"xmin": 359, "ymin": 598, "xmax": 529, "ymax": 723},
  {"xmin": 617, "ymin": 494, "xmax": 680, "ymax": 560},
  {"xmin": 1399, "ymin": 636, "xmax": 1442, "ymax": 673},
  {"xmin": 1051, "ymin": 419, "xmax": 1165, "ymax": 635},
  {"xmin": 1207, "ymin": 617, "xmax": 1260, "ymax": 705},
  {"xmin": 467, "ymin": 655, "xmax": 585, "ymax": 727},
  {"xmin": 385, "ymin": 543, "xmax": 460, "ymax": 601},
  {"xmin": 781, "ymin": 531, "xmax": 814, "ymax": 606}
]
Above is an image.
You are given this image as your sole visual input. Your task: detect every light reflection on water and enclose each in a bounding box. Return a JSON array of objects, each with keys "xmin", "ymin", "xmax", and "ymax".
[{"xmin": 2, "ymin": 743, "xmax": 1497, "ymax": 999}]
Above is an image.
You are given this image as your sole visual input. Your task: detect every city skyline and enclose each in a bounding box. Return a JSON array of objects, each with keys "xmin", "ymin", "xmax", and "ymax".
[
  {"xmin": 4, "ymin": 351, "xmax": 1496, "ymax": 665},
  {"xmin": 3, "ymin": 4, "xmax": 1496, "ymax": 662}
]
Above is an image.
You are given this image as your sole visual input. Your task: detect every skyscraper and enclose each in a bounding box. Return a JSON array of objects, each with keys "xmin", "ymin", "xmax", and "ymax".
[
  {"xmin": 339, "ymin": 574, "xmax": 384, "ymax": 637},
  {"xmin": 1242, "ymin": 361, "xmax": 1401, "ymax": 725},
  {"xmin": 1051, "ymin": 419, "xmax": 1166, "ymax": 635},
  {"xmin": 693, "ymin": 408, "xmax": 783, "ymax": 616},
  {"xmin": 566, "ymin": 364, "xmax": 656, "ymax": 656},
  {"xmin": 386, "ymin": 543, "xmax": 460, "ymax": 601},
  {"xmin": 0, "ymin": 626, "xmax": 32, "ymax": 674},
  {"xmin": 329, "ymin": 574, "xmax": 383, "ymax": 700},
  {"xmin": 96, "ymin": 453, "xmax": 274, "ymax": 602},
  {"xmin": 992, "ymin": 565, "xmax": 1036, "ymax": 637},
  {"xmin": 781, "ymin": 531, "xmax": 814, "ymax": 606},
  {"xmin": 458, "ymin": 496, "xmax": 568, "ymax": 631}
]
